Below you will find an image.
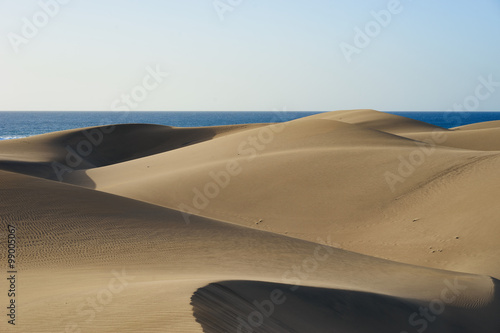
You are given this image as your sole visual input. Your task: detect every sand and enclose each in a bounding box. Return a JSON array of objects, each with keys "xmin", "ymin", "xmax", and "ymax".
[{"xmin": 0, "ymin": 109, "xmax": 499, "ymax": 332}]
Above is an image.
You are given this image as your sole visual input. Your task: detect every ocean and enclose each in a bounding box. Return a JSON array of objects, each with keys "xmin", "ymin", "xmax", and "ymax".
[
  {"xmin": 389, "ymin": 112, "xmax": 500, "ymax": 129},
  {"xmin": 0, "ymin": 111, "xmax": 499, "ymax": 140}
]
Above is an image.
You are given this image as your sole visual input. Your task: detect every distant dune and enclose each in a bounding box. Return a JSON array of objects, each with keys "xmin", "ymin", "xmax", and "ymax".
[{"xmin": 1, "ymin": 110, "xmax": 499, "ymax": 332}]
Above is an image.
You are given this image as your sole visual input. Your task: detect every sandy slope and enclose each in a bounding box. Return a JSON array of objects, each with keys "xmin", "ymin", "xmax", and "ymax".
[
  {"xmin": 58, "ymin": 110, "xmax": 500, "ymax": 278},
  {"xmin": 192, "ymin": 280, "xmax": 500, "ymax": 333},
  {"xmin": 454, "ymin": 120, "xmax": 500, "ymax": 131},
  {"xmin": 0, "ymin": 171, "xmax": 499, "ymax": 332},
  {"xmin": 304, "ymin": 109, "xmax": 447, "ymax": 134},
  {"xmin": 405, "ymin": 126, "xmax": 500, "ymax": 151},
  {"xmin": 0, "ymin": 123, "xmax": 265, "ymax": 180},
  {"xmin": 1, "ymin": 109, "xmax": 500, "ymax": 332}
]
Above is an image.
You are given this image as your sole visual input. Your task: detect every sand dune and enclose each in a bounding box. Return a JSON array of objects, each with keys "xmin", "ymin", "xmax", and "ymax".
[
  {"xmin": 305, "ymin": 109, "xmax": 447, "ymax": 134},
  {"xmin": 0, "ymin": 123, "xmax": 264, "ymax": 180},
  {"xmin": 59, "ymin": 111, "xmax": 500, "ymax": 278},
  {"xmin": 1, "ymin": 170, "xmax": 499, "ymax": 332},
  {"xmin": 454, "ymin": 120, "xmax": 500, "ymax": 131},
  {"xmin": 1, "ymin": 109, "xmax": 499, "ymax": 332},
  {"xmin": 193, "ymin": 280, "xmax": 500, "ymax": 333},
  {"xmin": 405, "ymin": 126, "xmax": 500, "ymax": 151}
]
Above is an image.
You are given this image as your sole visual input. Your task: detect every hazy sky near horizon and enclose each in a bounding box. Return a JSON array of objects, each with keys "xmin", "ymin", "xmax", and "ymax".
[{"xmin": 1, "ymin": 0, "xmax": 499, "ymax": 111}]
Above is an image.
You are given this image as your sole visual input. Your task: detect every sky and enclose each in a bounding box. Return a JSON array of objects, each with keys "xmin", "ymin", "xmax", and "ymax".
[{"xmin": 0, "ymin": 0, "xmax": 499, "ymax": 111}]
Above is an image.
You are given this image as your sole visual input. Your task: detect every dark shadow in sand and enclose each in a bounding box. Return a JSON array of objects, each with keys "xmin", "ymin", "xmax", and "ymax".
[{"xmin": 191, "ymin": 280, "xmax": 500, "ymax": 333}]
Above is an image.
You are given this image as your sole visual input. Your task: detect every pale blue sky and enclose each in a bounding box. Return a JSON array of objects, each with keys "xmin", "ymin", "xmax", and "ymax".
[{"xmin": 1, "ymin": 0, "xmax": 499, "ymax": 111}]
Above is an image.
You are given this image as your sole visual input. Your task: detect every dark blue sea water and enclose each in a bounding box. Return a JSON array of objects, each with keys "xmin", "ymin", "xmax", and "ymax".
[
  {"xmin": 0, "ymin": 111, "xmax": 321, "ymax": 140},
  {"xmin": 0, "ymin": 111, "xmax": 499, "ymax": 140},
  {"xmin": 388, "ymin": 112, "xmax": 500, "ymax": 129}
]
